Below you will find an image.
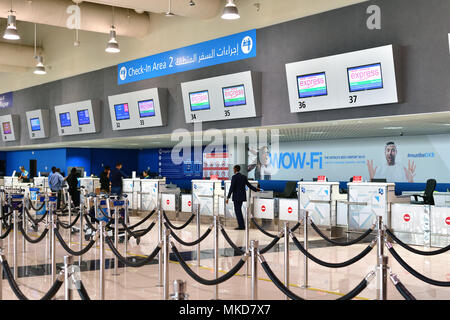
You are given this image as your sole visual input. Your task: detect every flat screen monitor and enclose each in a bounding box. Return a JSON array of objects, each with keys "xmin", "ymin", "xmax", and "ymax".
[
  {"xmin": 114, "ymin": 103, "xmax": 130, "ymax": 121},
  {"xmin": 222, "ymin": 84, "xmax": 247, "ymax": 107},
  {"xmin": 347, "ymin": 63, "xmax": 383, "ymax": 92},
  {"xmin": 77, "ymin": 109, "xmax": 90, "ymax": 125},
  {"xmin": 2, "ymin": 122, "xmax": 11, "ymax": 134},
  {"xmin": 138, "ymin": 99, "xmax": 156, "ymax": 118},
  {"xmin": 297, "ymin": 72, "xmax": 328, "ymax": 98},
  {"xmin": 189, "ymin": 90, "xmax": 210, "ymax": 111},
  {"xmin": 59, "ymin": 112, "xmax": 72, "ymax": 127},
  {"xmin": 30, "ymin": 117, "xmax": 41, "ymax": 131}
]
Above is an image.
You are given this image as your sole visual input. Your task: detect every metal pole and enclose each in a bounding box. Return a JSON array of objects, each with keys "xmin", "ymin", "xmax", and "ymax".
[
  {"xmin": 64, "ymin": 255, "xmax": 73, "ymax": 300},
  {"xmin": 376, "ymin": 216, "xmax": 388, "ymax": 300},
  {"xmin": 99, "ymin": 220, "xmax": 105, "ymax": 300},
  {"xmin": 196, "ymin": 203, "xmax": 201, "ymax": 267},
  {"xmin": 251, "ymin": 240, "xmax": 258, "ymax": 300},
  {"xmin": 124, "ymin": 201, "xmax": 128, "ymax": 259},
  {"xmin": 0, "ymin": 241, "xmax": 3, "ymax": 300},
  {"xmin": 22, "ymin": 199, "xmax": 26, "ymax": 253},
  {"xmin": 163, "ymin": 228, "xmax": 170, "ymax": 300},
  {"xmin": 78, "ymin": 199, "xmax": 84, "ymax": 267},
  {"xmin": 284, "ymin": 222, "xmax": 290, "ymax": 300},
  {"xmin": 0, "ymin": 192, "xmax": 3, "ymax": 238},
  {"xmin": 157, "ymin": 207, "xmax": 163, "ymax": 287},
  {"xmin": 68, "ymin": 193, "xmax": 72, "ymax": 246},
  {"xmin": 13, "ymin": 209, "xmax": 18, "ymax": 280},
  {"xmin": 169, "ymin": 280, "xmax": 188, "ymax": 300},
  {"xmin": 113, "ymin": 206, "xmax": 119, "ymax": 276},
  {"xmin": 50, "ymin": 202, "xmax": 56, "ymax": 282},
  {"xmin": 302, "ymin": 211, "xmax": 309, "ymax": 288},
  {"xmin": 245, "ymin": 198, "xmax": 251, "ymax": 276},
  {"xmin": 213, "ymin": 215, "xmax": 219, "ymax": 300}
]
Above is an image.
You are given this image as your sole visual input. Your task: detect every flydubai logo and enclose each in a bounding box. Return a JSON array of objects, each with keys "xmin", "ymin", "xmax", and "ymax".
[
  {"xmin": 119, "ymin": 67, "xmax": 127, "ymax": 81},
  {"xmin": 241, "ymin": 36, "xmax": 253, "ymax": 54}
]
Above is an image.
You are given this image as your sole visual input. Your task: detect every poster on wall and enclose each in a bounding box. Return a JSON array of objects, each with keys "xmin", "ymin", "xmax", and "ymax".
[
  {"xmin": 203, "ymin": 151, "xmax": 229, "ymax": 180},
  {"xmin": 248, "ymin": 134, "xmax": 450, "ymax": 183},
  {"xmin": 158, "ymin": 148, "xmax": 202, "ymax": 179}
]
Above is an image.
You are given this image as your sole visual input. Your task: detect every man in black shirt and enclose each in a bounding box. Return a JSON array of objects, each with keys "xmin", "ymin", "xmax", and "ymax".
[
  {"xmin": 100, "ymin": 166, "xmax": 111, "ymax": 193},
  {"xmin": 226, "ymin": 165, "xmax": 260, "ymax": 230},
  {"xmin": 109, "ymin": 163, "xmax": 127, "ymax": 195}
]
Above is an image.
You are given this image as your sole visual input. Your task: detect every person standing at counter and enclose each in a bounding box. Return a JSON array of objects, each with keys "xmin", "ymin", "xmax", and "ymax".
[
  {"xmin": 49, "ymin": 166, "xmax": 64, "ymax": 210},
  {"xmin": 65, "ymin": 168, "xmax": 80, "ymax": 208},
  {"xmin": 367, "ymin": 141, "xmax": 416, "ymax": 183},
  {"xmin": 18, "ymin": 166, "xmax": 29, "ymax": 182},
  {"xmin": 226, "ymin": 165, "xmax": 260, "ymax": 230},
  {"xmin": 110, "ymin": 162, "xmax": 127, "ymax": 196},
  {"xmin": 100, "ymin": 166, "xmax": 111, "ymax": 193}
]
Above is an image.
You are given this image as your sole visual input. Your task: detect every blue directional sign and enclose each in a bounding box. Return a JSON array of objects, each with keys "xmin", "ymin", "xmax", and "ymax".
[{"xmin": 117, "ymin": 29, "xmax": 256, "ymax": 85}]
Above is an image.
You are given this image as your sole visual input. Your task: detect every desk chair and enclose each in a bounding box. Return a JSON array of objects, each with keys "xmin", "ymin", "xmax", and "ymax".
[{"xmin": 411, "ymin": 179, "xmax": 436, "ymax": 205}]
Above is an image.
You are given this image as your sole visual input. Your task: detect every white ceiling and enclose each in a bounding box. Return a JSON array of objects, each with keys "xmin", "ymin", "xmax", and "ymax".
[{"xmin": 3, "ymin": 111, "xmax": 449, "ymax": 151}]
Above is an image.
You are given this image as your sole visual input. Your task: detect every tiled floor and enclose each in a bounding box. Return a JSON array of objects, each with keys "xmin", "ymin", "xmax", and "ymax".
[{"xmin": 0, "ymin": 211, "xmax": 449, "ymax": 300}]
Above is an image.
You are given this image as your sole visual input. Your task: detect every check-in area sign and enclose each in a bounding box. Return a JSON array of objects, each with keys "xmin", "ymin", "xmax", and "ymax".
[{"xmin": 117, "ymin": 29, "xmax": 257, "ymax": 85}]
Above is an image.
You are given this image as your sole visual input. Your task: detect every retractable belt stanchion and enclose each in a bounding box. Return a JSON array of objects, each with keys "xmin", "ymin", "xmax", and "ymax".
[
  {"xmin": 64, "ymin": 255, "xmax": 73, "ymax": 300},
  {"xmin": 163, "ymin": 228, "xmax": 170, "ymax": 300},
  {"xmin": 251, "ymin": 240, "xmax": 258, "ymax": 300},
  {"xmin": 376, "ymin": 216, "xmax": 388, "ymax": 300},
  {"xmin": 99, "ymin": 220, "xmax": 105, "ymax": 300},
  {"xmin": 158, "ymin": 192, "xmax": 163, "ymax": 287},
  {"xmin": 245, "ymin": 196, "xmax": 252, "ymax": 277},
  {"xmin": 68, "ymin": 193, "xmax": 72, "ymax": 246},
  {"xmin": 213, "ymin": 214, "xmax": 219, "ymax": 300},
  {"xmin": 196, "ymin": 203, "xmax": 201, "ymax": 267},
  {"xmin": 0, "ymin": 191, "xmax": 3, "ymax": 238},
  {"xmin": 49, "ymin": 194, "xmax": 57, "ymax": 282},
  {"xmin": 302, "ymin": 210, "xmax": 309, "ymax": 288},
  {"xmin": 170, "ymin": 280, "xmax": 188, "ymax": 300},
  {"xmin": 22, "ymin": 196, "xmax": 26, "ymax": 253},
  {"xmin": 112, "ymin": 197, "xmax": 124, "ymax": 276},
  {"xmin": 0, "ymin": 239, "xmax": 3, "ymax": 300},
  {"xmin": 79, "ymin": 190, "xmax": 87, "ymax": 267},
  {"xmin": 11, "ymin": 193, "xmax": 24, "ymax": 280},
  {"xmin": 284, "ymin": 222, "xmax": 290, "ymax": 300},
  {"xmin": 124, "ymin": 195, "xmax": 129, "ymax": 259}
]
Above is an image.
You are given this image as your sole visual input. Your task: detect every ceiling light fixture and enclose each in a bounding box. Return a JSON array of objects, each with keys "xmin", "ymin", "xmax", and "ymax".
[
  {"xmin": 166, "ymin": 0, "xmax": 175, "ymax": 16},
  {"xmin": 105, "ymin": 7, "xmax": 120, "ymax": 53},
  {"xmin": 221, "ymin": 0, "xmax": 240, "ymax": 20},
  {"xmin": 3, "ymin": 1, "xmax": 20, "ymax": 40},
  {"xmin": 189, "ymin": 0, "xmax": 195, "ymax": 6},
  {"xmin": 383, "ymin": 126, "xmax": 403, "ymax": 130},
  {"xmin": 33, "ymin": 24, "xmax": 46, "ymax": 75}
]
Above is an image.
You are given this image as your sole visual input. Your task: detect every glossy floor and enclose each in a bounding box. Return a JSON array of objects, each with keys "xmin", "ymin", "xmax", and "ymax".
[{"xmin": 0, "ymin": 212, "xmax": 449, "ymax": 300}]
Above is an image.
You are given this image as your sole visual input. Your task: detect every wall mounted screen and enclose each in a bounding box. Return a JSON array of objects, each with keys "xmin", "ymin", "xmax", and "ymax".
[
  {"xmin": 296, "ymin": 72, "xmax": 328, "ymax": 98},
  {"xmin": 222, "ymin": 85, "xmax": 247, "ymax": 107},
  {"xmin": 138, "ymin": 99, "xmax": 156, "ymax": 118},
  {"xmin": 347, "ymin": 63, "xmax": 383, "ymax": 92},
  {"xmin": 2, "ymin": 122, "xmax": 11, "ymax": 134},
  {"xmin": 77, "ymin": 109, "xmax": 90, "ymax": 125},
  {"xmin": 189, "ymin": 90, "xmax": 210, "ymax": 111},
  {"xmin": 30, "ymin": 117, "xmax": 41, "ymax": 131},
  {"xmin": 59, "ymin": 112, "xmax": 72, "ymax": 127},
  {"xmin": 114, "ymin": 103, "xmax": 130, "ymax": 121}
]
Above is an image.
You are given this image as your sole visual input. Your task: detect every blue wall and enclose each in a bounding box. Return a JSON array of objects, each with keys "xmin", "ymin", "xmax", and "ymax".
[
  {"xmin": 6, "ymin": 148, "xmax": 66, "ymax": 176},
  {"xmin": 91, "ymin": 149, "xmax": 139, "ymax": 177},
  {"xmin": 138, "ymin": 149, "xmax": 159, "ymax": 174},
  {"xmin": 66, "ymin": 148, "xmax": 91, "ymax": 175}
]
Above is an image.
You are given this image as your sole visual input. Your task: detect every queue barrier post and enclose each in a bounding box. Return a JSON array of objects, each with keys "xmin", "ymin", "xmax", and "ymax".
[
  {"xmin": 99, "ymin": 220, "xmax": 105, "ymax": 300},
  {"xmin": 302, "ymin": 210, "xmax": 309, "ymax": 288},
  {"xmin": 13, "ymin": 207, "xmax": 18, "ymax": 280},
  {"xmin": 251, "ymin": 240, "xmax": 258, "ymax": 300},
  {"xmin": 376, "ymin": 216, "xmax": 388, "ymax": 300},
  {"xmin": 68, "ymin": 193, "xmax": 72, "ymax": 246},
  {"xmin": 157, "ymin": 205, "xmax": 163, "ymax": 287},
  {"xmin": 0, "ymin": 240, "xmax": 3, "ymax": 300},
  {"xmin": 22, "ymin": 198, "xmax": 26, "ymax": 253},
  {"xmin": 49, "ymin": 196, "xmax": 57, "ymax": 282},
  {"xmin": 170, "ymin": 280, "xmax": 188, "ymax": 300},
  {"xmin": 113, "ymin": 204, "xmax": 120, "ymax": 276},
  {"xmin": 196, "ymin": 203, "xmax": 201, "ymax": 267},
  {"xmin": 213, "ymin": 214, "xmax": 219, "ymax": 300},
  {"xmin": 163, "ymin": 228, "xmax": 171, "ymax": 300},
  {"xmin": 284, "ymin": 222, "xmax": 290, "ymax": 300},
  {"xmin": 64, "ymin": 255, "xmax": 73, "ymax": 300}
]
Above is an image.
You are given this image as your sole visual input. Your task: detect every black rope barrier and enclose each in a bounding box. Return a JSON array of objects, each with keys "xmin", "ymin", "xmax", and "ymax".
[
  {"xmin": 310, "ymin": 221, "xmax": 374, "ymax": 246},
  {"xmin": 290, "ymin": 222, "xmax": 301, "ymax": 233},
  {"xmin": 390, "ymin": 274, "xmax": 416, "ymax": 300},
  {"xmin": 250, "ymin": 217, "xmax": 278, "ymax": 238},
  {"xmin": 290, "ymin": 232, "xmax": 375, "ymax": 268},
  {"xmin": 163, "ymin": 210, "xmax": 195, "ymax": 230},
  {"xmin": 386, "ymin": 228, "xmax": 450, "ymax": 256},
  {"xmin": 386, "ymin": 243, "xmax": 450, "ymax": 287},
  {"xmin": 171, "ymin": 243, "xmax": 248, "ymax": 285},
  {"xmin": 1, "ymin": 259, "xmax": 63, "ymax": 300},
  {"xmin": 29, "ymin": 201, "xmax": 45, "ymax": 212},
  {"xmin": 83, "ymin": 214, "xmax": 97, "ymax": 231},
  {"xmin": 118, "ymin": 219, "xmax": 156, "ymax": 239},
  {"xmin": 54, "ymin": 227, "xmax": 97, "ymax": 256},
  {"xmin": 57, "ymin": 212, "xmax": 81, "ymax": 229},
  {"xmin": 126, "ymin": 209, "xmax": 156, "ymax": 230},
  {"xmin": 164, "ymin": 222, "xmax": 213, "ymax": 246},
  {"xmin": 105, "ymin": 236, "xmax": 161, "ymax": 267},
  {"xmin": 75, "ymin": 280, "xmax": 91, "ymax": 300},
  {"xmin": 260, "ymin": 235, "xmax": 283, "ymax": 254},
  {"xmin": 0, "ymin": 223, "xmax": 13, "ymax": 239},
  {"xmin": 259, "ymin": 253, "xmax": 373, "ymax": 300},
  {"xmin": 18, "ymin": 224, "xmax": 49, "ymax": 244},
  {"xmin": 219, "ymin": 226, "xmax": 245, "ymax": 255}
]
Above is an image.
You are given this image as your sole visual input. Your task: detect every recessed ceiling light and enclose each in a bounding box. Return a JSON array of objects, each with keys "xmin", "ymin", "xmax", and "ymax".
[
  {"xmin": 383, "ymin": 127, "xmax": 403, "ymax": 130},
  {"xmin": 309, "ymin": 131, "xmax": 326, "ymax": 134}
]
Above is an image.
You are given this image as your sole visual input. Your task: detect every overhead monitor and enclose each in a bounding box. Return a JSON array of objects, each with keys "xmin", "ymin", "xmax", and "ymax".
[
  {"xmin": 2, "ymin": 122, "xmax": 11, "ymax": 134},
  {"xmin": 296, "ymin": 72, "xmax": 328, "ymax": 98},
  {"xmin": 59, "ymin": 112, "xmax": 72, "ymax": 127},
  {"xmin": 30, "ymin": 117, "xmax": 41, "ymax": 131},
  {"xmin": 347, "ymin": 63, "xmax": 383, "ymax": 92},
  {"xmin": 222, "ymin": 84, "xmax": 247, "ymax": 107},
  {"xmin": 114, "ymin": 103, "xmax": 130, "ymax": 121},
  {"xmin": 189, "ymin": 90, "xmax": 210, "ymax": 111},
  {"xmin": 138, "ymin": 99, "xmax": 156, "ymax": 118},
  {"xmin": 77, "ymin": 109, "xmax": 90, "ymax": 125}
]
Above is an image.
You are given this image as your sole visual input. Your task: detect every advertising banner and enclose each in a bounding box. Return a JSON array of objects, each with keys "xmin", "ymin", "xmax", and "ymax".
[
  {"xmin": 0, "ymin": 92, "xmax": 12, "ymax": 109},
  {"xmin": 248, "ymin": 134, "xmax": 450, "ymax": 183}
]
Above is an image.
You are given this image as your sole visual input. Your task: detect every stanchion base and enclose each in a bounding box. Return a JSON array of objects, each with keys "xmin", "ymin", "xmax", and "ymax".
[
  {"xmin": 155, "ymin": 284, "xmax": 163, "ymax": 288},
  {"xmin": 300, "ymin": 285, "xmax": 310, "ymax": 289}
]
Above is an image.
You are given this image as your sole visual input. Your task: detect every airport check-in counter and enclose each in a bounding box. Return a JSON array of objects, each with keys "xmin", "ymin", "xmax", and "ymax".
[
  {"xmin": 390, "ymin": 191, "xmax": 450, "ymax": 248},
  {"xmin": 298, "ymin": 182, "xmax": 346, "ymax": 235},
  {"xmin": 253, "ymin": 191, "xmax": 276, "ymax": 220},
  {"xmin": 160, "ymin": 184, "xmax": 181, "ymax": 213},
  {"xmin": 123, "ymin": 178, "xmax": 141, "ymax": 210},
  {"xmin": 192, "ymin": 180, "xmax": 223, "ymax": 217},
  {"xmin": 140, "ymin": 178, "xmax": 166, "ymax": 212},
  {"xmin": 79, "ymin": 177, "xmax": 100, "ymax": 205},
  {"xmin": 33, "ymin": 176, "xmax": 49, "ymax": 189},
  {"xmin": 222, "ymin": 180, "xmax": 259, "ymax": 219}
]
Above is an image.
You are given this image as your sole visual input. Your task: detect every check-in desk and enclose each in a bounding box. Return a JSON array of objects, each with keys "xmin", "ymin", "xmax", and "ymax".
[
  {"xmin": 298, "ymin": 181, "xmax": 346, "ymax": 236},
  {"xmin": 79, "ymin": 177, "xmax": 99, "ymax": 205},
  {"xmin": 3, "ymin": 177, "xmax": 31, "ymax": 189},
  {"xmin": 160, "ymin": 185, "xmax": 181, "ymax": 220},
  {"xmin": 192, "ymin": 180, "xmax": 223, "ymax": 223},
  {"xmin": 140, "ymin": 179, "xmax": 166, "ymax": 212},
  {"xmin": 33, "ymin": 177, "xmax": 49, "ymax": 189},
  {"xmin": 123, "ymin": 178, "xmax": 141, "ymax": 210},
  {"xmin": 391, "ymin": 191, "xmax": 450, "ymax": 248}
]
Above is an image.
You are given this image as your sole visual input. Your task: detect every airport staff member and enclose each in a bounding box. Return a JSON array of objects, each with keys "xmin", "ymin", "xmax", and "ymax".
[
  {"xmin": 18, "ymin": 166, "xmax": 29, "ymax": 182},
  {"xmin": 48, "ymin": 166, "xmax": 64, "ymax": 210},
  {"xmin": 100, "ymin": 166, "xmax": 111, "ymax": 193},
  {"xmin": 226, "ymin": 165, "xmax": 260, "ymax": 230},
  {"xmin": 109, "ymin": 162, "xmax": 127, "ymax": 195}
]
